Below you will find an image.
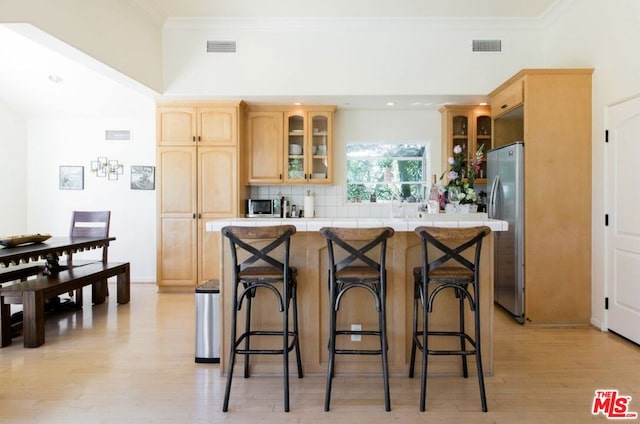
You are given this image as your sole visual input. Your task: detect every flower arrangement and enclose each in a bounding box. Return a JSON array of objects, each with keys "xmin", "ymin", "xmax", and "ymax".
[{"xmin": 442, "ymin": 144, "xmax": 484, "ymax": 205}]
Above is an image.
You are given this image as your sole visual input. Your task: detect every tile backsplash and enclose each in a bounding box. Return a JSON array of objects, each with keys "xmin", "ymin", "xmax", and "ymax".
[
  {"xmin": 249, "ymin": 183, "xmax": 487, "ymax": 218},
  {"xmin": 249, "ymin": 184, "xmax": 421, "ymax": 218}
]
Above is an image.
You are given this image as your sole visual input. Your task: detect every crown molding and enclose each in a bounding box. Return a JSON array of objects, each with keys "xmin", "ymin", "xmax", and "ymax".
[{"xmin": 163, "ymin": 16, "xmax": 545, "ymax": 32}]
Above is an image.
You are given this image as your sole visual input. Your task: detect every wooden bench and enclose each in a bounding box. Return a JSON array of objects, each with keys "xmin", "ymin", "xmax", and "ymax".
[
  {"xmin": 0, "ymin": 262, "xmax": 130, "ymax": 348},
  {"xmin": 0, "ymin": 263, "xmax": 46, "ymax": 284}
]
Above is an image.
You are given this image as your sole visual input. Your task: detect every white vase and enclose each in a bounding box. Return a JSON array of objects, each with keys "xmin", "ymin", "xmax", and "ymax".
[
  {"xmin": 459, "ymin": 204, "xmax": 470, "ymax": 214},
  {"xmin": 469, "ymin": 204, "xmax": 478, "ymax": 213}
]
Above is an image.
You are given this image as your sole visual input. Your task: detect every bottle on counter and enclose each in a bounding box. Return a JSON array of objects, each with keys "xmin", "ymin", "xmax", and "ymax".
[{"xmin": 427, "ymin": 174, "xmax": 440, "ymax": 214}]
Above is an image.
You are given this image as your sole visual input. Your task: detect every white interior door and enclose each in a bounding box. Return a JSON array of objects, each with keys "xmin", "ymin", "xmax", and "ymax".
[{"xmin": 606, "ymin": 97, "xmax": 640, "ymax": 344}]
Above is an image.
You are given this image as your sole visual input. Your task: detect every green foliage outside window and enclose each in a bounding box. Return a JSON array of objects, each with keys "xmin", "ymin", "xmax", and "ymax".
[{"xmin": 346, "ymin": 144, "xmax": 426, "ymax": 202}]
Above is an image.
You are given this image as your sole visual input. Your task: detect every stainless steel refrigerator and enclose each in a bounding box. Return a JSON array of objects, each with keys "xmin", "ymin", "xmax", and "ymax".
[{"xmin": 487, "ymin": 142, "xmax": 525, "ymax": 323}]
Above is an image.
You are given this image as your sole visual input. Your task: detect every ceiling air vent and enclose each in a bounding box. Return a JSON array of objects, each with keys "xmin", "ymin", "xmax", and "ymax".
[
  {"xmin": 207, "ymin": 40, "xmax": 237, "ymax": 53},
  {"xmin": 105, "ymin": 130, "xmax": 131, "ymax": 141},
  {"xmin": 472, "ymin": 39, "xmax": 502, "ymax": 52}
]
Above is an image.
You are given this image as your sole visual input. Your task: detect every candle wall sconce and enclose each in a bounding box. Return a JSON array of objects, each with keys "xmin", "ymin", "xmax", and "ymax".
[{"xmin": 91, "ymin": 157, "xmax": 124, "ymax": 180}]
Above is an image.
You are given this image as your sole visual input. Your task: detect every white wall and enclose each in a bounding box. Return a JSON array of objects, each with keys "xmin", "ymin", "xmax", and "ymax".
[
  {"xmin": 162, "ymin": 18, "xmax": 544, "ymax": 98},
  {"xmin": 0, "ymin": 100, "xmax": 27, "ymax": 235},
  {"xmin": 543, "ymin": 0, "xmax": 640, "ymax": 329},
  {"xmin": 25, "ymin": 113, "xmax": 157, "ymax": 282}
]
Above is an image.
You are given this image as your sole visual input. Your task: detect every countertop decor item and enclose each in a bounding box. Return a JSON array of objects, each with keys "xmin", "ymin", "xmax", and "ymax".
[
  {"xmin": 442, "ymin": 144, "xmax": 483, "ymax": 205},
  {"xmin": 304, "ymin": 191, "xmax": 315, "ymax": 217}
]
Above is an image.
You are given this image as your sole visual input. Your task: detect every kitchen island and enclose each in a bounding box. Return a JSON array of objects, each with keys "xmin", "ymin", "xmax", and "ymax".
[{"xmin": 206, "ymin": 215, "xmax": 507, "ymax": 376}]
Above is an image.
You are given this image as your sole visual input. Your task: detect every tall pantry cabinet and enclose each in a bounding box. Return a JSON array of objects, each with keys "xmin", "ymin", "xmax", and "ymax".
[
  {"xmin": 156, "ymin": 102, "xmax": 247, "ymax": 291},
  {"xmin": 490, "ymin": 69, "xmax": 593, "ymax": 325}
]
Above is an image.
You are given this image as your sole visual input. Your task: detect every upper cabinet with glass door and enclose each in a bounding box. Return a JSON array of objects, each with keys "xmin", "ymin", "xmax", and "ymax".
[
  {"xmin": 440, "ymin": 105, "xmax": 491, "ymax": 185},
  {"xmin": 285, "ymin": 113, "xmax": 306, "ymax": 182},
  {"xmin": 310, "ymin": 111, "xmax": 332, "ymax": 182},
  {"xmin": 284, "ymin": 107, "xmax": 335, "ymax": 184},
  {"xmin": 474, "ymin": 110, "xmax": 492, "ymax": 182}
]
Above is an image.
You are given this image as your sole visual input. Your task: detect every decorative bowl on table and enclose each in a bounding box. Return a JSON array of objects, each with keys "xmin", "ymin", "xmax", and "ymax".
[{"xmin": 0, "ymin": 233, "xmax": 52, "ymax": 248}]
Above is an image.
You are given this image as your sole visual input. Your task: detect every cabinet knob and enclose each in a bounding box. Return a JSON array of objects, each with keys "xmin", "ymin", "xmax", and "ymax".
[
  {"xmin": 192, "ymin": 213, "xmax": 196, "ymax": 219},
  {"xmin": 501, "ymin": 104, "xmax": 508, "ymax": 110},
  {"xmin": 192, "ymin": 136, "xmax": 196, "ymax": 142}
]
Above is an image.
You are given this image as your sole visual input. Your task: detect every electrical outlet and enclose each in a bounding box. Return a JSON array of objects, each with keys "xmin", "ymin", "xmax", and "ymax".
[{"xmin": 351, "ymin": 324, "xmax": 361, "ymax": 342}]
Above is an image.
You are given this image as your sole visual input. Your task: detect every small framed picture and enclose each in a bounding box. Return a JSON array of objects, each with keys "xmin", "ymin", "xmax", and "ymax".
[
  {"xmin": 130, "ymin": 166, "xmax": 155, "ymax": 190},
  {"xmin": 59, "ymin": 166, "xmax": 84, "ymax": 190},
  {"xmin": 91, "ymin": 157, "xmax": 108, "ymax": 177}
]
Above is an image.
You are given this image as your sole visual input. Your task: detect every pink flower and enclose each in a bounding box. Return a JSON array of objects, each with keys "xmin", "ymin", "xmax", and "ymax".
[
  {"xmin": 448, "ymin": 171, "xmax": 459, "ymax": 180},
  {"xmin": 448, "ymin": 157, "xmax": 454, "ymax": 165},
  {"xmin": 453, "ymin": 145, "xmax": 462, "ymax": 154}
]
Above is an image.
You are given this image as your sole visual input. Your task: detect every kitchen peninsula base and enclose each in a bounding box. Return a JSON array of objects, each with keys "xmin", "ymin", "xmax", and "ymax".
[{"xmin": 208, "ymin": 217, "xmax": 507, "ymax": 377}]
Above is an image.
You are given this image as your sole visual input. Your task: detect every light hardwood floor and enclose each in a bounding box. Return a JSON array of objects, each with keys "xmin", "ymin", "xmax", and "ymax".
[{"xmin": 0, "ymin": 283, "xmax": 638, "ymax": 423}]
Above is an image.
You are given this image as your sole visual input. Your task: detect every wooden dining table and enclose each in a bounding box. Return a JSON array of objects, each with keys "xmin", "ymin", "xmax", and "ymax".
[{"xmin": 0, "ymin": 236, "xmax": 115, "ymax": 274}]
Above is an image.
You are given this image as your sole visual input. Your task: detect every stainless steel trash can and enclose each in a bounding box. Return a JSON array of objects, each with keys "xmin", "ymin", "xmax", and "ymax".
[{"xmin": 195, "ymin": 279, "xmax": 221, "ymax": 363}]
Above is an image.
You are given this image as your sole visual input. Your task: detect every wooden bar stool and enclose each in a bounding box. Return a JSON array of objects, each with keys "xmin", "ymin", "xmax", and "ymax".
[
  {"xmin": 221, "ymin": 225, "xmax": 303, "ymax": 413},
  {"xmin": 319, "ymin": 226, "xmax": 395, "ymax": 412},
  {"xmin": 409, "ymin": 226, "xmax": 491, "ymax": 412}
]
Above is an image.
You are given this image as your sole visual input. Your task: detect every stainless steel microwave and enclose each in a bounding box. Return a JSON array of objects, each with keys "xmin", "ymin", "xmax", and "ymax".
[{"xmin": 246, "ymin": 199, "xmax": 281, "ymax": 218}]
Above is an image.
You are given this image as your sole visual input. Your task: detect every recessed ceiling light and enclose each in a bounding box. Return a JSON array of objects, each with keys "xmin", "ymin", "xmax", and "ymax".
[
  {"xmin": 386, "ymin": 102, "xmax": 395, "ymax": 107},
  {"xmin": 479, "ymin": 102, "xmax": 488, "ymax": 106},
  {"xmin": 293, "ymin": 102, "xmax": 302, "ymax": 106},
  {"xmin": 48, "ymin": 74, "xmax": 63, "ymax": 84}
]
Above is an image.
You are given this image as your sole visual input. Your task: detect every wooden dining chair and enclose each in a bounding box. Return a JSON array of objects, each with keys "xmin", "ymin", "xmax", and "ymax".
[{"xmin": 68, "ymin": 211, "xmax": 111, "ymax": 305}]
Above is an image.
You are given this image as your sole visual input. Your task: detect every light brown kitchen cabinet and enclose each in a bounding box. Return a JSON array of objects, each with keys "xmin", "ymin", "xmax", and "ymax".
[
  {"xmin": 246, "ymin": 105, "xmax": 335, "ymax": 185},
  {"xmin": 440, "ymin": 105, "xmax": 491, "ymax": 184},
  {"xmin": 490, "ymin": 68, "xmax": 594, "ymax": 325},
  {"xmin": 246, "ymin": 111, "xmax": 284, "ymax": 184},
  {"xmin": 157, "ymin": 105, "xmax": 239, "ymax": 146},
  {"xmin": 156, "ymin": 101, "xmax": 247, "ymax": 291},
  {"xmin": 284, "ymin": 109, "xmax": 333, "ymax": 184}
]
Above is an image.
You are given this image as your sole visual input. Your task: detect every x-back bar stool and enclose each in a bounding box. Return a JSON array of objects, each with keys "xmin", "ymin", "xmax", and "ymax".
[
  {"xmin": 319, "ymin": 226, "xmax": 395, "ymax": 412},
  {"xmin": 409, "ymin": 225, "xmax": 491, "ymax": 412},
  {"xmin": 221, "ymin": 225, "xmax": 303, "ymax": 412}
]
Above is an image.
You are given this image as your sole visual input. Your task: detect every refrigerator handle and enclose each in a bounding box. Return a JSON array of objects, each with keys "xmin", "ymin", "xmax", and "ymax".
[{"xmin": 489, "ymin": 175, "xmax": 500, "ymax": 219}]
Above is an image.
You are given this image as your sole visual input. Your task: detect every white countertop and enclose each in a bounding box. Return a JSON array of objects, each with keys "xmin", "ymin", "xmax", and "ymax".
[{"xmin": 206, "ymin": 214, "xmax": 508, "ymax": 232}]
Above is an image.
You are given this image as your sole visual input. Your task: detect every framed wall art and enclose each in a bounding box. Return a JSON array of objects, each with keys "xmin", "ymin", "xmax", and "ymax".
[
  {"xmin": 130, "ymin": 165, "xmax": 155, "ymax": 190},
  {"xmin": 59, "ymin": 166, "xmax": 84, "ymax": 190}
]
